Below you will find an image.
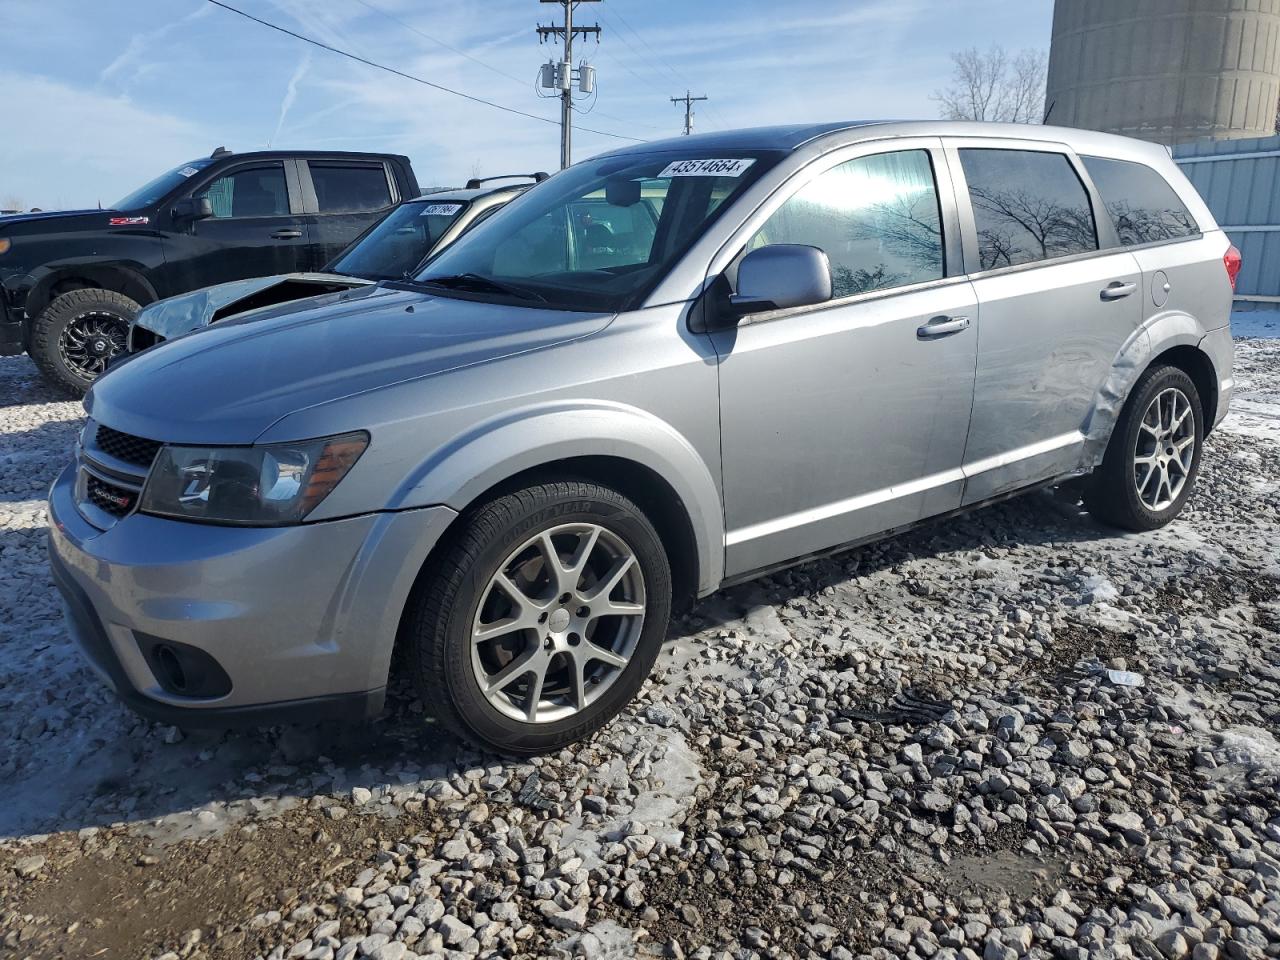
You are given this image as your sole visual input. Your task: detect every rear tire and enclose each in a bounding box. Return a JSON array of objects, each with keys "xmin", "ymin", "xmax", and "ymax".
[
  {"xmin": 405, "ymin": 480, "xmax": 672, "ymax": 755},
  {"xmin": 1084, "ymin": 364, "xmax": 1204, "ymax": 532},
  {"xmin": 30, "ymin": 289, "xmax": 140, "ymax": 395}
]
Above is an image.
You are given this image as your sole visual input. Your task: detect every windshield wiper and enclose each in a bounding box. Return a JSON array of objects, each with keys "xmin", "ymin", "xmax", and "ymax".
[{"xmin": 416, "ymin": 272, "xmax": 547, "ymax": 303}]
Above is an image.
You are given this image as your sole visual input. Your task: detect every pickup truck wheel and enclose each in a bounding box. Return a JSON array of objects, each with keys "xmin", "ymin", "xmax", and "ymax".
[
  {"xmin": 30, "ymin": 289, "xmax": 140, "ymax": 395},
  {"xmin": 405, "ymin": 481, "xmax": 672, "ymax": 755},
  {"xmin": 1084, "ymin": 364, "xmax": 1203, "ymax": 532}
]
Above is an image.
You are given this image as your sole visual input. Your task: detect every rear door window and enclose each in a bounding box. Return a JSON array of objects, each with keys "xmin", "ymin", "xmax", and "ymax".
[
  {"xmin": 1081, "ymin": 156, "xmax": 1199, "ymax": 246},
  {"xmin": 197, "ymin": 164, "xmax": 290, "ymax": 219},
  {"xmin": 749, "ymin": 149, "xmax": 946, "ymax": 298},
  {"xmin": 309, "ymin": 162, "xmax": 394, "ymax": 213},
  {"xmin": 958, "ymin": 149, "xmax": 1098, "ymax": 270}
]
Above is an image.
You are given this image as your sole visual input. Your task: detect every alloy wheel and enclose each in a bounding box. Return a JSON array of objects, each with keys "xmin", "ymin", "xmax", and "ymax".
[
  {"xmin": 470, "ymin": 522, "xmax": 646, "ymax": 724},
  {"xmin": 1133, "ymin": 386, "xmax": 1196, "ymax": 511},
  {"xmin": 59, "ymin": 311, "xmax": 128, "ymax": 379}
]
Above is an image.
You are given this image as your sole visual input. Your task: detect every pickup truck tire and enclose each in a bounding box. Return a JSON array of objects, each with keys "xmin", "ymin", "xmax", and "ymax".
[
  {"xmin": 405, "ymin": 481, "xmax": 672, "ymax": 755},
  {"xmin": 30, "ymin": 288, "xmax": 141, "ymax": 396},
  {"xmin": 1085, "ymin": 364, "xmax": 1204, "ymax": 532}
]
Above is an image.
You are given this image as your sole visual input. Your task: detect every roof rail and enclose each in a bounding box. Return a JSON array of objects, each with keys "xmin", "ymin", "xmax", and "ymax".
[
  {"xmin": 210, "ymin": 146, "xmax": 233, "ymax": 158},
  {"xmin": 464, "ymin": 172, "xmax": 550, "ymax": 190}
]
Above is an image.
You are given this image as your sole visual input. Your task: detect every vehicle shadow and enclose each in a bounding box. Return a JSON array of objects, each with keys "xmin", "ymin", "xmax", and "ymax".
[
  {"xmin": 0, "ymin": 484, "xmax": 1117, "ymax": 842},
  {"xmin": 686, "ymin": 484, "xmax": 1118, "ymax": 632}
]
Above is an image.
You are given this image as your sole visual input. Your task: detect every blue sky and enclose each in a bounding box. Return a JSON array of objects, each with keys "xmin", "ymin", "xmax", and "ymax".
[{"xmin": 0, "ymin": 0, "xmax": 1051, "ymax": 210}]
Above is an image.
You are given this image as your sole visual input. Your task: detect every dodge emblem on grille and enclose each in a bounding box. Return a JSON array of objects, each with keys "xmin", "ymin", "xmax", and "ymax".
[{"xmin": 101, "ymin": 489, "xmax": 133, "ymax": 510}]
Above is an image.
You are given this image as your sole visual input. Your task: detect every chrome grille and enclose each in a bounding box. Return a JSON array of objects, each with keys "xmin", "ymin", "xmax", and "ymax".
[{"xmin": 94, "ymin": 425, "xmax": 162, "ymax": 469}]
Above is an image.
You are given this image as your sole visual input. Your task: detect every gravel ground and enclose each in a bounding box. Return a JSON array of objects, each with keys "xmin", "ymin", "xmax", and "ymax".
[{"xmin": 2, "ymin": 341, "xmax": 1279, "ymax": 960}]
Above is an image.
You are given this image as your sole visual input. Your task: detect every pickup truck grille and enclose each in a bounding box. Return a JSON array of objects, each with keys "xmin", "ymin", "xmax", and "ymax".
[{"xmin": 94, "ymin": 425, "xmax": 162, "ymax": 469}]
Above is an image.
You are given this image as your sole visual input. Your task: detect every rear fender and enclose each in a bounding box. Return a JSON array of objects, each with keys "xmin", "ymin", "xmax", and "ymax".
[{"xmin": 1081, "ymin": 310, "xmax": 1210, "ymax": 468}]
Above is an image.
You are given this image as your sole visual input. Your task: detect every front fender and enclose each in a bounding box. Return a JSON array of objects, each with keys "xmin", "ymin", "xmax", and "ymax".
[
  {"xmin": 391, "ymin": 401, "xmax": 725, "ymax": 595},
  {"xmin": 27, "ymin": 254, "xmax": 160, "ymax": 317}
]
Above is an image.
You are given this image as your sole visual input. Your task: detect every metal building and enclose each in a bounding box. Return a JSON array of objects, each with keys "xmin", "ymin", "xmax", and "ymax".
[
  {"xmin": 1176, "ymin": 133, "xmax": 1280, "ymax": 302},
  {"xmin": 1047, "ymin": 0, "xmax": 1280, "ymax": 145}
]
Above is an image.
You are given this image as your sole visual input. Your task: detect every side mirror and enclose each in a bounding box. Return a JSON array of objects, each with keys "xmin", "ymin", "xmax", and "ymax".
[
  {"xmin": 173, "ymin": 197, "xmax": 213, "ymax": 222},
  {"xmin": 728, "ymin": 244, "xmax": 832, "ymax": 318}
]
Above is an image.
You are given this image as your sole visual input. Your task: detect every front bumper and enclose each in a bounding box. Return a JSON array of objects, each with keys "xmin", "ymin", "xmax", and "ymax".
[{"xmin": 47, "ymin": 461, "xmax": 457, "ymax": 727}]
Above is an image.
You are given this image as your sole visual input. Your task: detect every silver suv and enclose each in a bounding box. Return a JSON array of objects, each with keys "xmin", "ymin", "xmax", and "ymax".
[{"xmin": 49, "ymin": 121, "xmax": 1236, "ymax": 754}]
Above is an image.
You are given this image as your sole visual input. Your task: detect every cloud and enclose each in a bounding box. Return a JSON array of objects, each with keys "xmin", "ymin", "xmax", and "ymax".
[
  {"xmin": 100, "ymin": 3, "xmax": 211, "ymax": 90},
  {"xmin": 0, "ymin": 71, "xmax": 211, "ymax": 210},
  {"xmin": 268, "ymin": 51, "xmax": 313, "ymax": 148}
]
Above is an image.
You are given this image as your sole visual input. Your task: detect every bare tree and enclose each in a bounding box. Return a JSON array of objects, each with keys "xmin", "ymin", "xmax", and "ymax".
[
  {"xmin": 0, "ymin": 194, "xmax": 23, "ymax": 212},
  {"xmin": 933, "ymin": 47, "xmax": 1048, "ymax": 124}
]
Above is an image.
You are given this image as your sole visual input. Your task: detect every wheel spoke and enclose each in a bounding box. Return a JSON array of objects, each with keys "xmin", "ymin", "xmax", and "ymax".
[
  {"xmin": 566, "ymin": 526, "xmax": 601, "ymax": 585},
  {"xmin": 569, "ymin": 651, "xmax": 588, "ymax": 709},
  {"xmin": 535, "ymin": 531, "xmax": 575, "ymax": 595},
  {"xmin": 525, "ymin": 660, "xmax": 548, "ymax": 721},
  {"xmin": 584, "ymin": 641, "xmax": 628, "ymax": 668},
  {"xmin": 582, "ymin": 554, "xmax": 636, "ymax": 605},
  {"xmin": 481, "ymin": 649, "xmax": 539, "ymax": 694}
]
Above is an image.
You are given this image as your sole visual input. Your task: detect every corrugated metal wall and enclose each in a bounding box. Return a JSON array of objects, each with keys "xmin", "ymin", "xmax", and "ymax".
[{"xmin": 1176, "ymin": 133, "xmax": 1280, "ymax": 300}]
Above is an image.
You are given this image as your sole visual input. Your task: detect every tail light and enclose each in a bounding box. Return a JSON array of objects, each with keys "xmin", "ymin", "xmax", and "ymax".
[{"xmin": 1224, "ymin": 244, "xmax": 1242, "ymax": 291}]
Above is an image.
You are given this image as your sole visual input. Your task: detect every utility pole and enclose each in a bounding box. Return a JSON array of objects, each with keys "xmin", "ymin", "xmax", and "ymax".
[
  {"xmin": 671, "ymin": 90, "xmax": 708, "ymax": 136},
  {"xmin": 537, "ymin": 0, "xmax": 600, "ymax": 169}
]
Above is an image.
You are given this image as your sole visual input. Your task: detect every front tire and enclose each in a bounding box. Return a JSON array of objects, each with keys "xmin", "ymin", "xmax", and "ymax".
[
  {"xmin": 405, "ymin": 481, "xmax": 673, "ymax": 755},
  {"xmin": 30, "ymin": 288, "xmax": 140, "ymax": 395},
  {"xmin": 1085, "ymin": 364, "xmax": 1204, "ymax": 532}
]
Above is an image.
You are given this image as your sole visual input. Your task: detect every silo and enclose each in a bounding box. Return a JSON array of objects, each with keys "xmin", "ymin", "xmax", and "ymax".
[{"xmin": 1046, "ymin": 0, "xmax": 1280, "ymax": 145}]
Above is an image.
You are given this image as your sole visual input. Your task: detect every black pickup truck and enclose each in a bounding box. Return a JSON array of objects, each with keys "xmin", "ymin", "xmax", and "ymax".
[{"xmin": 0, "ymin": 148, "xmax": 419, "ymax": 393}]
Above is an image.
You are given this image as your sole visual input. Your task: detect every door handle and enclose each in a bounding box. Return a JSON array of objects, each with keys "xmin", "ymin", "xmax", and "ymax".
[
  {"xmin": 271, "ymin": 229, "xmax": 303, "ymax": 240},
  {"xmin": 1100, "ymin": 281, "xmax": 1137, "ymax": 301},
  {"xmin": 916, "ymin": 315, "xmax": 970, "ymax": 339}
]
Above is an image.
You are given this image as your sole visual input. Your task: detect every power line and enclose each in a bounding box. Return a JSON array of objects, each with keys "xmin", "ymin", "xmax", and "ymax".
[
  {"xmin": 349, "ymin": 0, "xmax": 528, "ymax": 90},
  {"xmin": 595, "ymin": 4, "xmax": 724, "ymax": 131},
  {"xmin": 536, "ymin": 0, "xmax": 601, "ymax": 169},
  {"xmin": 670, "ymin": 90, "xmax": 708, "ymax": 136},
  {"xmin": 204, "ymin": 0, "xmax": 643, "ymax": 143}
]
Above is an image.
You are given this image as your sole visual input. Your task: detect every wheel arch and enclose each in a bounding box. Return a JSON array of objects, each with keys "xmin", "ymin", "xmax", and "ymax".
[
  {"xmin": 1083, "ymin": 312, "xmax": 1221, "ymax": 467},
  {"xmin": 26, "ymin": 261, "xmax": 158, "ymax": 319},
  {"xmin": 388, "ymin": 403, "xmax": 725, "ymax": 603}
]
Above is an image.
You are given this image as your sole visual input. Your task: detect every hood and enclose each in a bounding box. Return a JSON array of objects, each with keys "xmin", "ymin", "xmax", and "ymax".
[
  {"xmin": 88, "ymin": 284, "xmax": 612, "ymax": 444},
  {"xmin": 0, "ymin": 209, "xmax": 117, "ymax": 231},
  {"xmin": 135, "ymin": 273, "xmax": 374, "ymax": 340}
]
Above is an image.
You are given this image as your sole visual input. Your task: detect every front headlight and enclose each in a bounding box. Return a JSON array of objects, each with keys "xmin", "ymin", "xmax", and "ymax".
[{"xmin": 139, "ymin": 432, "xmax": 368, "ymax": 525}]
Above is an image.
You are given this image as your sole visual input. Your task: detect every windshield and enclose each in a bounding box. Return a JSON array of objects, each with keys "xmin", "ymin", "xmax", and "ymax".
[
  {"xmin": 416, "ymin": 151, "xmax": 779, "ymax": 311},
  {"xmin": 113, "ymin": 158, "xmax": 216, "ymax": 211},
  {"xmin": 329, "ymin": 200, "xmax": 470, "ymax": 280}
]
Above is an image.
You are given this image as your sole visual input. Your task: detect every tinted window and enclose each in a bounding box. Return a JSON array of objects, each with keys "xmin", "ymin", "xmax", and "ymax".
[
  {"xmin": 1082, "ymin": 156, "xmax": 1199, "ymax": 246},
  {"xmin": 197, "ymin": 164, "xmax": 289, "ymax": 219},
  {"xmin": 330, "ymin": 200, "xmax": 469, "ymax": 279},
  {"xmin": 750, "ymin": 150, "xmax": 944, "ymax": 298},
  {"xmin": 113, "ymin": 158, "xmax": 215, "ymax": 210},
  {"xmin": 310, "ymin": 163, "xmax": 393, "ymax": 213},
  {"xmin": 959, "ymin": 149, "xmax": 1097, "ymax": 270}
]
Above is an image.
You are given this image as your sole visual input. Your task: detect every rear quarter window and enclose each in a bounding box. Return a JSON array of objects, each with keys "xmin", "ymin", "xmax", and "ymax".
[{"xmin": 1081, "ymin": 156, "xmax": 1200, "ymax": 247}]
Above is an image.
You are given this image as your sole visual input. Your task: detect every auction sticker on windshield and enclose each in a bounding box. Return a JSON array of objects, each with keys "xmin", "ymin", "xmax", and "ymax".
[
  {"xmin": 658, "ymin": 158, "xmax": 756, "ymax": 178},
  {"xmin": 421, "ymin": 204, "xmax": 463, "ymax": 216}
]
